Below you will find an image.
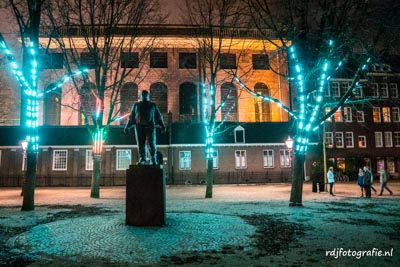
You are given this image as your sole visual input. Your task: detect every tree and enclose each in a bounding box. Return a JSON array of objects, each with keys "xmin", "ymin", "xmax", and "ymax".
[
  {"xmin": 243, "ymin": 0, "xmax": 400, "ymax": 206},
  {"xmin": 42, "ymin": 0, "xmax": 162, "ymax": 198},
  {"xmin": 181, "ymin": 0, "xmax": 253, "ymax": 198}
]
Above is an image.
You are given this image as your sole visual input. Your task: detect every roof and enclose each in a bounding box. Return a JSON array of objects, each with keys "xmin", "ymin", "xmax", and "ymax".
[{"xmin": 0, "ymin": 122, "xmax": 314, "ymax": 147}]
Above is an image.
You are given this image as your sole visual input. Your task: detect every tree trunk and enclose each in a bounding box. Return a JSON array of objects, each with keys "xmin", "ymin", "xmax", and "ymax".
[
  {"xmin": 90, "ymin": 154, "xmax": 101, "ymax": 198},
  {"xmin": 289, "ymin": 153, "xmax": 305, "ymax": 206},
  {"xmin": 205, "ymin": 158, "xmax": 213, "ymax": 198},
  {"xmin": 21, "ymin": 152, "xmax": 37, "ymax": 211}
]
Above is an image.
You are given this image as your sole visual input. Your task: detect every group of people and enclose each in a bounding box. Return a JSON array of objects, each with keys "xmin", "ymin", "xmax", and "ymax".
[
  {"xmin": 357, "ymin": 166, "xmax": 393, "ymax": 198},
  {"xmin": 327, "ymin": 166, "xmax": 394, "ymax": 198}
]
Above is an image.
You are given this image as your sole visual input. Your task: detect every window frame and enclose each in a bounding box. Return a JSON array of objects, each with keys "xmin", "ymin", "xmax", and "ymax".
[
  {"xmin": 220, "ymin": 53, "xmax": 237, "ymax": 69},
  {"xmin": 179, "ymin": 52, "xmax": 197, "ymax": 69},
  {"xmin": 375, "ymin": 132, "xmax": 383, "ymax": 148},
  {"xmin": 335, "ymin": 132, "xmax": 344, "ymax": 148},
  {"xmin": 380, "ymin": 83, "xmax": 389, "ymax": 98},
  {"xmin": 358, "ymin": 136, "xmax": 367, "ymax": 148},
  {"xmin": 372, "ymin": 107, "xmax": 381, "ymax": 123},
  {"xmin": 52, "ymin": 149, "xmax": 68, "ymax": 171},
  {"xmin": 392, "ymin": 107, "xmax": 400, "ymax": 122},
  {"xmin": 252, "ymin": 54, "xmax": 270, "ymax": 70},
  {"xmin": 331, "ymin": 82, "xmax": 340, "ymax": 97},
  {"xmin": 116, "ymin": 149, "xmax": 131, "ymax": 170},
  {"xmin": 356, "ymin": 110, "xmax": 365, "ymax": 122},
  {"xmin": 179, "ymin": 151, "xmax": 192, "ymax": 170},
  {"xmin": 263, "ymin": 149, "xmax": 274, "ymax": 168},
  {"xmin": 85, "ymin": 149, "xmax": 93, "ymax": 171},
  {"xmin": 394, "ymin": 131, "xmax": 400, "ymax": 147},
  {"xmin": 279, "ymin": 149, "xmax": 291, "ymax": 168},
  {"xmin": 150, "ymin": 52, "xmax": 168, "ymax": 68},
  {"xmin": 384, "ymin": 132, "xmax": 393, "ymax": 147},
  {"xmin": 345, "ymin": 132, "xmax": 354, "ymax": 148},
  {"xmin": 325, "ymin": 132, "xmax": 334, "ymax": 148},
  {"xmin": 389, "ymin": 83, "xmax": 398, "ymax": 98},
  {"xmin": 235, "ymin": 150, "xmax": 247, "ymax": 169}
]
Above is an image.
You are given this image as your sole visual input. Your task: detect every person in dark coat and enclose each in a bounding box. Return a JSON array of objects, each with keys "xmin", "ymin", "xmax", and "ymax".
[
  {"xmin": 124, "ymin": 90, "xmax": 166, "ymax": 165},
  {"xmin": 379, "ymin": 168, "xmax": 393, "ymax": 196},
  {"xmin": 363, "ymin": 166, "xmax": 372, "ymax": 198},
  {"xmin": 357, "ymin": 168, "xmax": 364, "ymax": 197}
]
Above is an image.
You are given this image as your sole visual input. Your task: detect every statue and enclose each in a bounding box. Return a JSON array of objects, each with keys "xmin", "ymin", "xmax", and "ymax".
[{"xmin": 124, "ymin": 90, "xmax": 166, "ymax": 165}]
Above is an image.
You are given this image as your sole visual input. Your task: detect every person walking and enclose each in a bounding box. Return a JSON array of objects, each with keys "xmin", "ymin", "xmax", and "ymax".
[
  {"xmin": 363, "ymin": 166, "xmax": 372, "ymax": 198},
  {"xmin": 327, "ymin": 166, "xmax": 335, "ymax": 196},
  {"xmin": 357, "ymin": 168, "xmax": 364, "ymax": 197},
  {"xmin": 379, "ymin": 168, "xmax": 393, "ymax": 196},
  {"xmin": 124, "ymin": 90, "xmax": 166, "ymax": 165}
]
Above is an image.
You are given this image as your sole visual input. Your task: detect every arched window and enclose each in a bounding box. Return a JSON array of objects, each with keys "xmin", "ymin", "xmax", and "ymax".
[
  {"xmin": 150, "ymin": 82, "xmax": 168, "ymax": 115},
  {"xmin": 179, "ymin": 82, "xmax": 197, "ymax": 121},
  {"xmin": 221, "ymin": 83, "xmax": 238, "ymax": 122},
  {"xmin": 120, "ymin": 82, "xmax": 138, "ymax": 125},
  {"xmin": 43, "ymin": 83, "xmax": 61, "ymax": 125},
  {"xmin": 254, "ymin": 82, "xmax": 271, "ymax": 122},
  {"xmin": 79, "ymin": 82, "xmax": 96, "ymax": 125}
]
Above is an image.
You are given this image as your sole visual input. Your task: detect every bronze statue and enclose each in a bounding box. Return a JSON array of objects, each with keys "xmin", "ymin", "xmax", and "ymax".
[{"xmin": 124, "ymin": 90, "xmax": 166, "ymax": 165}]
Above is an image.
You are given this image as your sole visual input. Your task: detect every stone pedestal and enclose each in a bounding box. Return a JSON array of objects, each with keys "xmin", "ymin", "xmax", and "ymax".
[{"xmin": 126, "ymin": 165, "xmax": 166, "ymax": 226}]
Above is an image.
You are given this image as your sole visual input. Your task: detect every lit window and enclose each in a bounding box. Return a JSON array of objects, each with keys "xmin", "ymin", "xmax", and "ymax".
[
  {"xmin": 356, "ymin": 111, "xmax": 364, "ymax": 122},
  {"xmin": 384, "ymin": 132, "xmax": 393, "ymax": 147},
  {"xmin": 343, "ymin": 107, "xmax": 352, "ymax": 122},
  {"xmin": 279, "ymin": 149, "xmax": 291, "ymax": 167},
  {"xmin": 325, "ymin": 107, "xmax": 332, "ymax": 121},
  {"xmin": 179, "ymin": 151, "xmax": 191, "ymax": 170},
  {"xmin": 380, "ymin": 83, "xmax": 389, "ymax": 98},
  {"xmin": 334, "ymin": 108, "xmax": 342, "ymax": 122},
  {"xmin": 394, "ymin": 132, "xmax": 400, "ymax": 147},
  {"xmin": 387, "ymin": 158, "xmax": 395, "ymax": 173},
  {"xmin": 375, "ymin": 132, "xmax": 383, "ymax": 147},
  {"xmin": 331, "ymin": 82, "xmax": 340, "ymax": 97},
  {"xmin": 392, "ymin": 107, "xmax": 400, "ymax": 122},
  {"xmin": 372, "ymin": 107, "xmax": 381, "ymax": 122},
  {"xmin": 345, "ymin": 132, "xmax": 354, "ymax": 148},
  {"xmin": 235, "ymin": 150, "xmax": 247, "ymax": 169},
  {"xmin": 358, "ymin": 136, "xmax": 367, "ymax": 148},
  {"xmin": 325, "ymin": 132, "xmax": 334, "ymax": 147},
  {"xmin": 116, "ymin": 149, "xmax": 131, "ymax": 170},
  {"xmin": 371, "ymin": 83, "xmax": 379, "ymax": 98},
  {"xmin": 389, "ymin": 83, "xmax": 398, "ymax": 98},
  {"xmin": 53, "ymin": 150, "xmax": 67, "ymax": 171},
  {"xmin": 263, "ymin": 150, "xmax": 274, "ymax": 168},
  {"xmin": 335, "ymin": 132, "xmax": 344, "ymax": 148},
  {"xmin": 382, "ymin": 107, "xmax": 391, "ymax": 122},
  {"xmin": 85, "ymin": 149, "xmax": 93, "ymax": 171},
  {"xmin": 337, "ymin": 158, "xmax": 346, "ymax": 171}
]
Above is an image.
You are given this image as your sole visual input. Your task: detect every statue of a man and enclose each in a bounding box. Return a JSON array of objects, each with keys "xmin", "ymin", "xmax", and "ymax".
[{"xmin": 124, "ymin": 90, "xmax": 166, "ymax": 165}]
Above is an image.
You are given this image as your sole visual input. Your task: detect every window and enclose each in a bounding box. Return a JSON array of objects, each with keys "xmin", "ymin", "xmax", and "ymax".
[
  {"xmin": 279, "ymin": 149, "xmax": 291, "ymax": 167},
  {"xmin": 331, "ymin": 82, "xmax": 340, "ymax": 97},
  {"xmin": 335, "ymin": 132, "xmax": 344, "ymax": 148},
  {"xmin": 353, "ymin": 85, "xmax": 363, "ymax": 98},
  {"xmin": 220, "ymin": 53, "xmax": 237, "ymax": 69},
  {"xmin": 263, "ymin": 150, "xmax": 274, "ymax": 168},
  {"xmin": 334, "ymin": 108, "xmax": 342, "ymax": 122},
  {"xmin": 371, "ymin": 83, "xmax": 379, "ymax": 98},
  {"xmin": 394, "ymin": 132, "xmax": 400, "ymax": 147},
  {"xmin": 121, "ymin": 52, "xmax": 139, "ymax": 68},
  {"xmin": 389, "ymin": 83, "xmax": 398, "ymax": 98},
  {"xmin": 372, "ymin": 107, "xmax": 381, "ymax": 122},
  {"xmin": 179, "ymin": 53, "xmax": 197, "ymax": 69},
  {"xmin": 325, "ymin": 132, "xmax": 334, "ymax": 147},
  {"xmin": 356, "ymin": 111, "xmax": 365, "ymax": 122},
  {"xmin": 53, "ymin": 150, "xmax": 67, "ymax": 170},
  {"xmin": 384, "ymin": 132, "xmax": 393, "ymax": 147},
  {"xmin": 252, "ymin": 54, "xmax": 270, "ymax": 70},
  {"xmin": 343, "ymin": 107, "xmax": 352, "ymax": 122},
  {"xmin": 42, "ymin": 52, "xmax": 64, "ymax": 69},
  {"xmin": 85, "ymin": 149, "xmax": 93, "ymax": 171},
  {"xmin": 387, "ymin": 158, "xmax": 395, "ymax": 173},
  {"xmin": 380, "ymin": 83, "xmax": 389, "ymax": 98},
  {"xmin": 234, "ymin": 126, "xmax": 245, "ymax": 143},
  {"xmin": 116, "ymin": 149, "xmax": 131, "ymax": 170},
  {"xmin": 358, "ymin": 136, "xmax": 367, "ymax": 148},
  {"xmin": 382, "ymin": 107, "xmax": 391, "ymax": 122},
  {"xmin": 235, "ymin": 150, "xmax": 247, "ymax": 169},
  {"xmin": 341, "ymin": 82, "xmax": 349, "ymax": 95},
  {"xmin": 80, "ymin": 52, "xmax": 96, "ymax": 69},
  {"xmin": 392, "ymin": 107, "xmax": 400, "ymax": 122},
  {"xmin": 375, "ymin": 132, "xmax": 383, "ymax": 147},
  {"xmin": 212, "ymin": 151, "xmax": 219, "ymax": 169},
  {"xmin": 150, "ymin": 52, "xmax": 168, "ymax": 68},
  {"xmin": 179, "ymin": 151, "xmax": 191, "ymax": 170},
  {"xmin": 345, "ymin": 132, "xmax": 354, "ymax": 148},
  {"xmin": 221, "ymin": 83, "xmax": 238, "ymax": 121},
  {"xmin": 325, "ymin": 107, "xmax": 332, "ymax": 121}
]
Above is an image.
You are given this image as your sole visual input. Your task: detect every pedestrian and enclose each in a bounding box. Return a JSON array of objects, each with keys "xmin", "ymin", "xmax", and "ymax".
[
  {"xmin": 357, "ymin": 168, "xmax": 364, "ymax": 197},
  {"xmin": 327, "ymin": 166, "xmax": 335, "ymax": 196},
  {"xmin": 379, "ymin": 168, "xmax": 393, "ymax": 196},
  {"xmin": 370, "ymin": 169, "xmax": 378, "ymax": 194},
  {"xmin": 124, "ymin": 90, "xmax": 166, "ymax": 165},
  {"xmin": 363, "ymin": 166, "xmax": 372, "ymax": 198}
]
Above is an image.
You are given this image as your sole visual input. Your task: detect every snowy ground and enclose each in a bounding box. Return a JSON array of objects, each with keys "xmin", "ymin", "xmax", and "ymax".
[{"xmin": 0, "ymin": 182, "xmax": 399, "ymax": 266}]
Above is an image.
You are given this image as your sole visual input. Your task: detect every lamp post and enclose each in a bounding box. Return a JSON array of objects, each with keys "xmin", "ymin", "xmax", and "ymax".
[{"xmin": 285, "ymin": 136, "xmax": 294, "ymax": 182}]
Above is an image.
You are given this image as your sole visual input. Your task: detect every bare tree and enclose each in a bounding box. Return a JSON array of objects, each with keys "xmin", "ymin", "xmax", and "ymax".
[
  {"xmin": 42, "ymin": 0, "xmax": 163, "ymax": 198},
  {"xmin": 243, "ymin": 0, "xmax": 400, "ymax": 205}
]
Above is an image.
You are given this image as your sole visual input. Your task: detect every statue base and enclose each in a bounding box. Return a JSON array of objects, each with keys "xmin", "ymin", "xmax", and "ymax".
[{"xmin": 126, "ymin": 165, "xmax": 166, "ymax": 226}]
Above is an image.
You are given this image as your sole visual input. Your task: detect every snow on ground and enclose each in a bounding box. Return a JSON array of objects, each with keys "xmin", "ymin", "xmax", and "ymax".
[{"xmin": 0, "ymin": 182, "xmax": 399, "ymax": 266}]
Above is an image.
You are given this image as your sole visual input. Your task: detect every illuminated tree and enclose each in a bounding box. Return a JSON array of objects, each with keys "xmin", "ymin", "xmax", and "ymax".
[
  {"xmin": 43, "ymin": 0, "xmax": 162, "ymax": 198},
  {"xmin": 243, "ymin": 0, "xmax": 400, "ymax": 205}
]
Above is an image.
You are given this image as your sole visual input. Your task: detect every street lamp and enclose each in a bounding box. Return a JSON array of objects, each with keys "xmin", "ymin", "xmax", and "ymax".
[{"xmin": 285, "ymin": 136, "xmax": 293, "ymax": 150}]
